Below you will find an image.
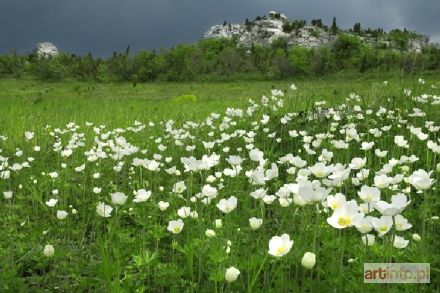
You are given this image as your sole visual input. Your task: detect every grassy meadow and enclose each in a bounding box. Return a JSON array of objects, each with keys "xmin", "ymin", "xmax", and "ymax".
[{"xmin": 0, "ymin": 73, "xmax": 439, "ymax": 292}]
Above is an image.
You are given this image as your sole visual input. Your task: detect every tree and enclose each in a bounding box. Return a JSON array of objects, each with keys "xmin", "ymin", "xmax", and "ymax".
[
  {"xmin": 311, "ymin": 19, "xmax": 323, "ymax": 28},
  {"xmin": 331, "ymin": 17, "xmax": 338, "ymax": 35},
  {"xmin": 353, "ymin": 23, "xmax": 361, "ymax": 34}
]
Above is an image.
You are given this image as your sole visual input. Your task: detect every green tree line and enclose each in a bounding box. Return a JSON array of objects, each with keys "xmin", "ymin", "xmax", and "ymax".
[{"xmin": 1, "ymin": 34, "xmax": 439, "ymax": 82}]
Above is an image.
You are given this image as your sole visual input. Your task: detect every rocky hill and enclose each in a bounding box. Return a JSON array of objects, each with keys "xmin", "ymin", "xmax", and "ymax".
[{"xmin": 204, "ymin": 11, "xmax": 429, "ymax": 52}]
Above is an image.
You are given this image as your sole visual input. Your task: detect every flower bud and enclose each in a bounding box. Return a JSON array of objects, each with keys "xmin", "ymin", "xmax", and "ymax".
[
  {"xmin": 225, "ymin": 266, "xmax": 240, "ymax": 283},
  {"xmin": 205, "ymin": 229, "xmax": 216, "ymax": 238},
  {"xmin": 43, "ymin": 244, "xmax": 55, "ymax": 257},
  {"xmin": 412, "ymin": 233, "xmax": 422, "ymax": 242},
  {"xmin": 301, "ymin": 252, "xmax": 316, "ymax": 269}
]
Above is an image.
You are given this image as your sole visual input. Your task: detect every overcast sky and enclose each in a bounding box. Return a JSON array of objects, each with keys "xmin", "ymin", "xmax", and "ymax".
[{"xmin": 1, "ymin": 0, "xmax": 439, "ymax": 57}]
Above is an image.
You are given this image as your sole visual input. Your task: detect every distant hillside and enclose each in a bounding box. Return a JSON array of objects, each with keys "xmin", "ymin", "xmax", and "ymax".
[{"xmin": 204, "ymin": 11, "xmax": 430, "ymax": 53}]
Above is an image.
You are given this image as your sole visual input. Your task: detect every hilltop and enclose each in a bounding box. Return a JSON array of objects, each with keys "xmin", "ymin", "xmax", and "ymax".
[{"xmin": 204, "ymin": 11, "xmax": 430, "ymax": 52}]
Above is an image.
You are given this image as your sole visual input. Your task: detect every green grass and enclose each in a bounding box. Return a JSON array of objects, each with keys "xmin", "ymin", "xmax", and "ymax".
[
  {"xmin": 0, "ymin": 74, "xmax": 439, "ymax": 292},
  {"xmin": 1, "ymin": 72, "xmax": 438, "ymax": 134}
]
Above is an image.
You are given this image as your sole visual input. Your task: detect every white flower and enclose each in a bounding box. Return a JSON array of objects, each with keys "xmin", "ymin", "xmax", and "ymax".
[
  {"xmin": 325, "ymin": 193, "xmax": 346, "ymax": 210},
  {"xmin": 201, "ymin": 184, "xmax": 218, "ymax": 199},
  {"xmin": 301, "ymin": 252, "xmax": 316, "ymax": 269},
  {"xmin": 268, "ymin": 234, "xmax": 293, "ymax": 257},
  {"xmin": 25, "ymin": 131, "xmax": 35, "ymax": 140},
  {"xmin": 216, "ymin": 196, "xmax": 238, "ymax": 213},
  {"xmin": 96, "ymin": 202, "xmax": 113, "ymax": 218},
  {"xmin": 249, "ymin": 217, "xmax": 263, "ymax": 230},
  {"xmin": 225, "ymin": 266, "xmax": 240, "ymax": 283},
  {"xmin": 74, "ymin": 164, "xmax": 85, "ymax": 172},
  {"xmin": 361, "ymin": 142, "xmax": 374, "ymax": 150},
  {"xmin": 249, "ymin": 148, "xmax": 264, "ymax": 163},
  {"xmin": 250, "ymin": 188, "xmax": 267, "ymax": 200},
  {"xmin": 370, "ymin": 216, "xmax": 393, "ymax": 236},
  {"xmin": 3, "ymin": 191, "xmax": 13, "ymax": 199},
  {"xmin": 93, "ymin": 187, "xmax": 102, "ymax": 194},
  {"xmin": 205, "ymin": 229, "xmax": 216, "ymax": 238},
  {"xmin": 167, "ymin": 219, "xmax": 184, "ymax": 234},
  {"xmin": 327, "ymin": 200, "xmax": 364, "ymax": 229},
  {"xmin": 394, "ymin": 214, "xmax": 412, "ymax": 231},
  {"xmin": 298, "ymin": 181, "xmax": 330, "ymax": 203},
  {"xmin": 173, "ymin": 181, "xmax": 187, "ymax": 194},
  {"xmin": 177, "ymin": 206, "xmax": 191, "ymax": 218},
  {"xmin": 355, "ymin": 217, "xmax": 373, "ymax": 234},
  {"xmin": 158, "ymin": 201, "xmax": 169, "ymax": 211},
  {"xmin": 358, "ymin": 186, "xmax": 380, "ymax": 203},
  {"xmin": 48, "ymin": 172, "xmax": 59, "ymax": 179},
  {"xmin": 361, "ymin": 234, "xmax": 375, "ymax": 246},
  {"xmin": 407, "ymin": 169, "xmax": 435, "ymax": 190},
  {"xmin": 393, "ymin": 235, "xmax": 409, "ymax": 249},
  {"xmin": 349, "ymin": 157, "xmax": 366, "ymax": 170},
  {"xmin": 374, "ymin": 174, "xmax": 392, "ymax": 189},
  {"xmin": 227, "ymin": 155, "xmax": 243, "ymax": 166},
  {"xmin": 310, "ymin": 162, "xmax": 332, "ymax": 178},
  {"xmin": 45, "ymin": 198, "xmax": 58, "ymax": 207},
  {"xmin": 133, "ymin": 189, "xmax": 151, "ymax": 203},
  {"xmin": 56, "ymin": 210, "xmax": 68, "ymax": 220},
  {"xmin": 374, "ymin": 194, "xmax": 409, "ymax": 216},
  {"xmin": 375, "ymin": 149, "xmax": 388, "ymax": 158},
  {"xmin": 43, "ymin": 244, "xmax": 55, "ymax": 257},
  {"xmin": 110, "ymin": 192, "xmax": 127, "ymax": 205},
  {"xmin": 394, "ymin": 136, "xmax": 409, "ymax": 148}
]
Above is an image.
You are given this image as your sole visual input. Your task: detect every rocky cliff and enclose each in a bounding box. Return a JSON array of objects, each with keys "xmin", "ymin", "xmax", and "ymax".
[{"xmin": 204, "ymin": 11, "xmax": 429, "ymax": 52}]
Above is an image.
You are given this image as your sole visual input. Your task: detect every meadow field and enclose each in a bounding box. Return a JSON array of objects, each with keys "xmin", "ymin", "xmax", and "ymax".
[{"xmin": 0, "ymin": 73, "xmax": 439, "ymax": 292}]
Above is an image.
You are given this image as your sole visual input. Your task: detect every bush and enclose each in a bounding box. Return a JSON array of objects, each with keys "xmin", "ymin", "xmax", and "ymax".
[{"xmin": 288, "ymin": 46, "xmax": 310, "ymax": 74}]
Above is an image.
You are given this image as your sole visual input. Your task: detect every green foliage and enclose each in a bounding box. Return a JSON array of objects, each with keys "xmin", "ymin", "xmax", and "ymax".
[
  {"xmin": 30, "ymin": 55, "xmax": 68, "ymax": 81},
  {"xmin": 309, "ymin": 47, "xmax": 336, "ymax": 75},
  {"xmin": 288, "ymin": 46, "xmax": 311, "ymax": 74},
  {"xmin": 0, "ymin": 52, "xmax": 26, "ymax": 78},
  {"xmin": 333, "ymin": 34, "xmax": 366, "ymax": 68},
  {"xmin": 387, "ymin": 29, "xmax": 415, "ymax": 51}
]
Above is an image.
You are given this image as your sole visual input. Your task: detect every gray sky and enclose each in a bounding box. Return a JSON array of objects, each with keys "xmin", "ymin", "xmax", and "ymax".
[{"xmin": 1, "ymin": 0, "xmax": 439, "ymax": 57}]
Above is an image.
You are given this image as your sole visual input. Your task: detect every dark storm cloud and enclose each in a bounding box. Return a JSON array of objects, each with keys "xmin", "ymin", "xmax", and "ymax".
[{"xmin": 0, "ymin": 0, "xmax": 439, "ymax": 57}]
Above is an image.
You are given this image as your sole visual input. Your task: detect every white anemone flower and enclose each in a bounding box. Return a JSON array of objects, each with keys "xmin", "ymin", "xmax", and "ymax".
[
  {"xmin": 393, "ymin": 235, "xmax": 409, "ymax": 249},
  {"xmin": 216, "ymin": 196, "xmax": 238, "ymax": 213},
  {"xmin": 249, "ymin": 217, "xmax": 263, "ymax": 230},
  {"xmin": 370, "ymin": 216, "xmax": 393, "ymax": 236},
  {"xmin": 167, "ymin": 219, "xmax": 184, "ymax": 234},
  {"xmin": 407, "ymin": 169, "xmax": 435, "ymax": 191},
  {"xmin": 96, "ymin": 202, "xmax": 113, "ymax": 218},
  {"xmin": 225, "ymin": 266, "xmax": 240, "ymax": 283},
  {"xmin": 358, "ymin": 186, "xmax": 380, "ymax": 203},
  {"xmin": 268, "ymin": 234, "xmax": 294, "ymax": 257},
  {"xmin": 110, "ymin": 192, "xmax": 127, "ymax": 205},
  {"xmin": 327, "ymin": 200, "xmax": 364, "ymax": 229},
  {"xmin": 133, "ymin": 189, "xmax": 151, "ymax": 203},
  {"xmin": 374, "ymin": 193, "xmax": 409, "ymax": 216}
]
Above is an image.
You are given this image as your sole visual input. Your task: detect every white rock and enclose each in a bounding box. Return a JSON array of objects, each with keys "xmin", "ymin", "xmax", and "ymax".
[{"xmin": 35, "ymin": 42, "xmax": 59, "ymax": 58}]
